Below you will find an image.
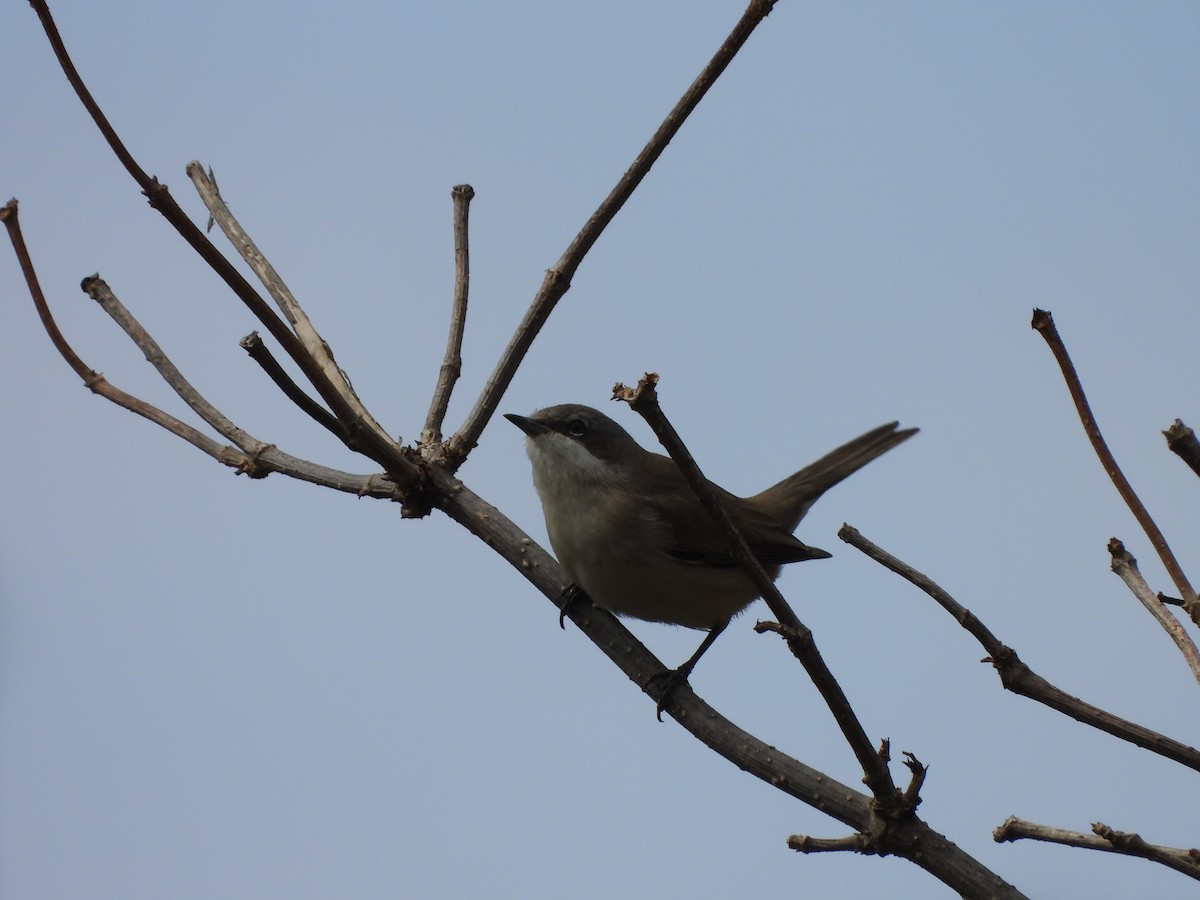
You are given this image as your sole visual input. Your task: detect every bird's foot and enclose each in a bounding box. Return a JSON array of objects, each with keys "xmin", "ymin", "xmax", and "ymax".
[
  {"xmin": 556, "ymin": 584, "xmax": 587, "ymax": 630},
  {"xmin": 648, "ymin": 667, "xmax": 691, "ymax": 722}
]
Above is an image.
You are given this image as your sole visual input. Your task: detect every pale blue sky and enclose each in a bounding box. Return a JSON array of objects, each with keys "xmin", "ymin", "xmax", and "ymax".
[{"xmin": 3, "ymin": 3, "xmax": 1199, "ymax": 897}]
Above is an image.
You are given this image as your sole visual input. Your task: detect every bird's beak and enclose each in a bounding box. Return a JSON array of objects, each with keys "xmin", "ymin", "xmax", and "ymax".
[{"xmin": 503, "ymin": 413, "xmax": 549, "ymax": 437}]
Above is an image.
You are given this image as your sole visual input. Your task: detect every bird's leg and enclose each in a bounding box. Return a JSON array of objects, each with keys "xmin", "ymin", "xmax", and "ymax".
[
  {"xmin": 651, "ymin": 619, "xmax": 730, "ymax": 721},
  {"xmin": 555, "ymin": 583, "xmax": 589, "ymax": 630}
]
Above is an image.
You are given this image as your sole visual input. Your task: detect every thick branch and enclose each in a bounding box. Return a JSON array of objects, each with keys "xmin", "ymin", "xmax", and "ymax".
[
  {"xmin": 842, "ymin": 525, "xmax": 1200, "ymax": 772},
  {"xmin": 432, "ymin": 471, "xmax": 1025, "ymax": 899},
  {"xmin": 1031, "ymin": 309, "xmax": 1197, "ymax": 621},
  {"xmin": 447, "ymin": 0, "xmax": 782, "ymax": 464}
]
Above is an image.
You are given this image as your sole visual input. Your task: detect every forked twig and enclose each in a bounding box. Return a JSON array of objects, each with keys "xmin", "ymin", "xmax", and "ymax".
[
  {"xmin": 83, "ymin": 276, "xmax": 272, "ymax": 458},
  {"xmin": 1109, "ymin": 539, "xmax": 1200, "ymax": 687},
  {"xmin": 187, "ymin": 163, "xmax": 397, "ymax": 450},
  {"xmin": 841, "ymin": 524, "xmax": 1200, "ymax": 772},
  {"xmin": 27, "ymin": 0, "xmax": 415, "ymax": 481},
  {"xmin": 3, "ymin": 199, "xmax": 248, "ymax": 468},
  {"xmin": 3, "ymin": 201, "xmax": 397, "ymax": 497},
  {"xmin": 995, "ymin": 817, "xmax": 1200, "ymax": 881}
]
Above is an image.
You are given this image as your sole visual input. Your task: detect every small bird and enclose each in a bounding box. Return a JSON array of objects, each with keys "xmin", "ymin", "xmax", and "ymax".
[{"xmin": 505, "ymin": 404, "xmax": 916, "ymax": 695}]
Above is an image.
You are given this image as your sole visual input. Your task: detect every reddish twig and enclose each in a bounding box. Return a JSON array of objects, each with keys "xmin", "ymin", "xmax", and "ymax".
[{"xmin": 1032, "ymin": 309, "xmax": 1197, "ymax": 622}]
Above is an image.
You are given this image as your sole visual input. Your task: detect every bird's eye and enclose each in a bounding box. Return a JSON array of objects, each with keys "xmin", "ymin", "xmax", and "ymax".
[{"xmin": 567, "ymin": 419, "xmax": 588, "ymax": 437}]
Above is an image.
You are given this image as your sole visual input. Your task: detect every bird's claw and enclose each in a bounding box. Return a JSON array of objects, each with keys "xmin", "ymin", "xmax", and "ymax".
[
  {"xmin": 556, "ymin": 584, "xmax": 585, "ymax": 629},
  {"xmin": 648, "ymin": 668, "xmax": 690, "ymax": 722}
]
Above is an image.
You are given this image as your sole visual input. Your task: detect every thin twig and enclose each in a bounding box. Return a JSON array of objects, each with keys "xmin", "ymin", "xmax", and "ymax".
[
  {"xmin": 187, "ymin": 163, "xmax": 397, "ymax": 451},
  {"xmin": 446, "ymin": 0, "xmax": 782, "ymax": 466},
  {"xmin": 787, "ymin": 835, "xmax": 864, "ymax": 854},
  {"xmin": 4, "ymin": 200, "xmax": 249, "ymax": 469},
  {"xmin": 421, "ymin": 184, "xmax": 474, "ymax": 452},
  {"xmin": 4, "ymin": 200, "xmax": 90, "ymax": 382},
  {"xmin": 27, "ymin": 0, "xmax": 415, "ymax": 482},
  {"xmin": 239, "ymin": 332, "xmax": 345, "ymax": 438},
  {"xmin": 1031, "ymin": 308, "xmax": 1197, "ymax": 621},
  {"xmin": 5, "ymin": 201, "xmax": 397, "ymax": 496},
  {"xmin": 83, "ymin": 277, "xmax": 273, "ymax": 457},
  {"xmin": 614, "ymin": 375, "xmax": 901, "ymax": 807},
  {"xmin": 1108, "ymin": 539, "xmax": 1200, "ymax": 687},
  {"xmin": 995, "ymin": 816, "xmax": 1200, "ymax": 881},
  {"xmin": 1164, "ymin": 419, "xmax": 1200, "ymax": 479},
  {"xmin": 841, "ymin": 524, "xmax": 1200, "ymax": 772}
]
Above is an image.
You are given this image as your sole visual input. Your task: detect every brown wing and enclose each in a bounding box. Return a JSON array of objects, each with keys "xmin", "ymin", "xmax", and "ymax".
[{"xmin": 638, "ymin": 455, "xmax": 830, "ymax": 569}]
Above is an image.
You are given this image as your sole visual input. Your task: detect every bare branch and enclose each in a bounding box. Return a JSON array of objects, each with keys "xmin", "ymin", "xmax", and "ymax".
[
  {"xmin": 239, "ymin": 332, "xmax": 344, "ymax": 438},
  {"xmin": 841, "ymin": 525, "xmax": 1200, "ymax": 772},
  {"xmin": 5, "ymin": 202, "xmax": 397, "ymax": 496},
  {"xmin": 82, "ymin": 277, "xmax": 270, "ymax": 455},
  {"xmin": 4, "ymin": 199, "xmax": 90, "ymax": 383},
  {"xmin": 421, "ymin": 184, "xmax": 474, "ymax": 452},
  {"xmin": 1031, "ymin": 308, "xmax": 1197, "ymax": 620},
  {"xmin": 615, "ymin": 375, "xmax": 901, "ymax": 806},
  {"xmin": 995, "ymin": 817, "xmax": 1200, "ymax": 881},
  {"xmin": 432, "ymin": 472, "xmax": 1026, "ymax": 899},
  {"xmin": 26, "ymin": 1, "xmax": 416, "ymax": 482},
  {"xmin": 787, "ymin": 834, "xmax": 864, "ymax": 854},
  {"xmin": 2, "ymin": 200, "xmax": 240, "ymax": 467},
  {"xmin": 186, "ymin": 162, "xmax": 398, "ymax": 452},
  {"xmin": 1108, "ymin": 539, "xmax": 1200, "ymax": 687},
  {"xmin": 900, "ymin": 752, "xmax": 927, "ymax": 809},
  {"xmin": 447, "ymin": 0, "xmax": 782, "ymax": 464},
  {"xmin": 1164, "ymin": 419, "xmax": 1200, "ymax": 479}
]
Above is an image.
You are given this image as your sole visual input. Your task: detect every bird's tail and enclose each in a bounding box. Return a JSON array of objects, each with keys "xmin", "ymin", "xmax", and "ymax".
[{"xmin": 746, "ymin": 422, "xmax": 917, "ymax": 531}]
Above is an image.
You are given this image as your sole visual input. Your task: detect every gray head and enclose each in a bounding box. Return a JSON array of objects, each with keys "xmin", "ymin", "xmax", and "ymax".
[{"xmin": 504, "ymin": 404, "xmax": 647, "ymax": 485}]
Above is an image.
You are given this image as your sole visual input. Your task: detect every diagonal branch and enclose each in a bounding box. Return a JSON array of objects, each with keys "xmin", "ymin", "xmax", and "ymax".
[
  {"xmin": 614, "ymin": 374, "xmax": 901, "ymax": 807},
  {"xmin": 239, "ymin": 332, "xmax": 345, "ymax": 439},
  {"xmin": 1032, "ymin": 309, "xmax": 1197, "ymax": 621},
  {"xmin": 1108, "ymin": 539, "xmax": 1200, "ymax": 687},
  {"xmin": 432, "ymin": 469, "xmax": 1025, "ymax": 899},
  {"xmin": 446, "ymin": 0, "xmax": 782, "ymax": 465},
  {"xmin": 83, "ymin": 276, "xmax": 273, "ymax": 458},
  {"xmin": 995, "ymin": 817, "xmax": 1200, "ymax": 882},
  {"xmin": 841, "ymin": 524, "xmax": 1200, "ymax": 772}
]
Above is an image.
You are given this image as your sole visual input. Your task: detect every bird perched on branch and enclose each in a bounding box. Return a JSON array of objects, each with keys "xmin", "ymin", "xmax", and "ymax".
[{"xmin": 506, "ymin": 404, "xmax": 916, "ymax": 701}]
